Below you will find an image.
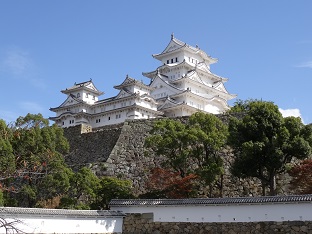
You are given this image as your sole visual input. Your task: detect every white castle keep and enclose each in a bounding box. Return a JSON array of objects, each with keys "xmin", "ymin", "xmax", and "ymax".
[{"xmin": 50, "ymin": 35, "xmax": 236, "ymax": 128}]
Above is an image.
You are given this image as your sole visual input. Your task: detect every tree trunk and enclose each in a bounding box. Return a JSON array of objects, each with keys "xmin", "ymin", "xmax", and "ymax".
[
  {"xmin": 261, "ymin": 182, "xmax": 266, "ymax": 196},
  {"xmin": 218, "ymin": 174, "xmax": 223, "ymax": 197},
  {"xmin": 269, "ymin": 174, "xmax": 277, "ymax": 196}
]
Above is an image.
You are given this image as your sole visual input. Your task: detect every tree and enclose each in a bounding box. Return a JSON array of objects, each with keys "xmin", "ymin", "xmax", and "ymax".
[
  {"xmin": 0, "ymin": 114, "xmax": 72, "ymax": 207},
  {"xmin": 288, "ymin": 159, "xmax": 312, "ymax": 194},
  {"xmin": 94, "ymin": 177, "xmax": 133, "ymax": 210},
  {"xmin": 143, "ymin": 168, "xmax": 198, "ymax": 199},
  {"xmin": 188, "ymin": 112, "xmax": 228, "ymax": 189},
  {"xmin": 0, "ymin": 120, "xmax": 15, "ymax": 185},
  {"xmin": 145, "ymin": 112, "xmax": 228, "ymax": 195},
  {"xmin": 59, "ymin": 167, "xmax": 99, "ymax": 210},
  {"xmin": 145, "ymin": 118, "xmax": 192, "ymax": 178},
  {"xmin": 228, "ymin": 100, "xmax": 311, "ymax": 195},
  {"xmin": 0, "ymin": 216, "xmax": 26, "ymax": 234}
]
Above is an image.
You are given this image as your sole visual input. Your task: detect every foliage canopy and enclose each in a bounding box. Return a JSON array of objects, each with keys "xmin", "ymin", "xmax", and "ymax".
[
  {"xmin": 145, "ymin": 112, "xmax": 228, "ymax": 196},
  {"xmin": 228, "ymin": 100, "xmax": 311, "ymax": 195}
]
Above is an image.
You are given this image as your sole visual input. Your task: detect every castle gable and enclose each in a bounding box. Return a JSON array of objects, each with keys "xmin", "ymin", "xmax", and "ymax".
[
  {"xmin": 162, "ymin": 39, "xmax": 184, "ymax": 54},
  {"xmin": 58, "ymin": 94, "xmax": 84, "ymax": 108},
  {"xmin": 115, "ymin": 89, "xmax": 135, "ymax": 99},
  {"xmin": 62, "ymin": 80, "xmax": 103, "ymax": 95}
]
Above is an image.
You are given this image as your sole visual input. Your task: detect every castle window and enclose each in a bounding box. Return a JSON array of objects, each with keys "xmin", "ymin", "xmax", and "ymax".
[
  {"xmin": 92, "ymin": 95, "xmax": 95, "ymax": 100},
  {"xmin": 116, "ymin": 114, "xmax": 121, "ymax": 119},
  {"xmin": 108, "ymin": 116, "xmax": 111, "ymax": 121},
  {"xmin": 96, "ymin": 119, "xmax": 101, "ymax": 123},
  {"xmin": 175, "ymin": 57, "xmax": 178, "ymax": 62},
  {"xmin": 167, "ymin": 60, "xmax": 169, "ymax": 64},
  {"xmin": 77, "ymin": 93, "xmax": 80, "ymax": 98},
  {"xmin": 171, "ymin": 58, "xmax": 174, "ymax": 63},
  {"xmin": 62, "ymin": 122, "xmax": 64, "ymax": 125},
  {"xmin": 86, "ymin": 93, "xmax": 89, "ymax": 98}
]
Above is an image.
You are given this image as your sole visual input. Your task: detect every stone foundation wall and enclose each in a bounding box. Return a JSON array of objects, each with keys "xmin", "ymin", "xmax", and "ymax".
[
  {"xmin": 123, "ymin": 214, "xmax": 311, "ymax": 234},
  {"xmin": 63, "ymin": 117, "xmax": 291, "ymax": 197},
  {"xmin": 63, "ymin": 123, "xmax": 123, "ymax": 170}
]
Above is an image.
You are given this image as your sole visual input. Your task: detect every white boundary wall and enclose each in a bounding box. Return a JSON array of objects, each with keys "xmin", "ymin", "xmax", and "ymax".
[
  {"xmin": 111, "ymin": 202, "xmax": 312, "ymax": 223},
  {"xmin": 0, "ymin": 208, "xmax": 124, "ymax": 234}
]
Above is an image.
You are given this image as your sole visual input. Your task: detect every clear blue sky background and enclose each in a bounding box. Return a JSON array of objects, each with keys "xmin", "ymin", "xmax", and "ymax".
[{"xmin": 0, "ymin": 1, "xmax": 311, "ymax": 124}]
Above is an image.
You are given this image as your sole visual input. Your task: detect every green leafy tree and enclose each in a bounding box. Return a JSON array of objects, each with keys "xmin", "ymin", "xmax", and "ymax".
[
  {"xmin": 94, "ymin": 177, "xmax": 133, "ymax": 210},
  {"xmin": 59, "ymin": 167, "xmax": 99, "ymax": 210},
  {"xmin": 145, "ymin": 112, "xmax": 228, "ymax": 195},
  {"xmin": 0, "ymin": 120, "xmax": 15, "ymax": 184},
  {"xmin": 228, "ymin": 100, "xmax": 311, "ymax": 195},
  {"xmin": 0, "ymin": 114, "xmax": 71, "ymax": 207},
  {"xmin": 145, "ymin": 118, "xmax": 192, "ymax": 178},
  {"xmin": 188, "ymin": 112, "xmax": 228, "ymax": 188}
]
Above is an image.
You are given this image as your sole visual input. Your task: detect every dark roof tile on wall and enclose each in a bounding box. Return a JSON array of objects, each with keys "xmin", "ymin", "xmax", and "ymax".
[
  {"xmin": 0, "ymin": 207, "xmax": 124, "ymax": 217},
  {"xmin": 110, "ymin": 194, "xmax": 312, "ymax": 207}
]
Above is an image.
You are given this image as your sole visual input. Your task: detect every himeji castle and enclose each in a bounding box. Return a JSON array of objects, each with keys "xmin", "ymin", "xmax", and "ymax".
[{"xmin": 50, "ymin": 34, "xmax": 236, "ymax": 128}]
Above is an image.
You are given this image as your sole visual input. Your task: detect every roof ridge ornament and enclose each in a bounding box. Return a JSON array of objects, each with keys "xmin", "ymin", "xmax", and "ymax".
[{"xmin": 171, "ymin": 32, "xmax": 174, "ymax": 39}]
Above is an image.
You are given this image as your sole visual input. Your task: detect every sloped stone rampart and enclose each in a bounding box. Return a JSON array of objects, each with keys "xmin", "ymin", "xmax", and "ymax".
[
  {"xmin": 63, "ymin": 123, "xmax": 123, "ymax": 170},
  {"xmin": 97, "ymin": 119, "xmax": 166, "ymax": 194}
]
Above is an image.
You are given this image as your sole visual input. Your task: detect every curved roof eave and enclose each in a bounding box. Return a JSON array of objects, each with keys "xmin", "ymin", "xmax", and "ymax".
[
  {"xmin": 143, "ymin": 59, "xmax": 190, "ymax": 79},
  {"xmin": 150, "ymin": 74, "xmax": 184, "ymax": 92},
  {"xmin": 96, "ymin": 92, "xmax": 138, "ymax": 104},
  {"xmin": 212, "ymin": 82, "xmax": 237, "ymax": 99},
  {"xmin": 61, "ymin": 81, "xmax": 104, "ymax": 95},
  {"xmin": 114, "ymin": 76, "xmax": 152, "ymax": 91},
  {"xmin": 152, "ymin": 36, "xmax": 187, "ymax": 60},
  {"xmin": 130, "ymin": 103, "xmax": 164, "ymax": 115},
  {"xmin": 170, "ymin": 70, "xmax": 206, "ymax": 86},
  {"xmin": 50, "ymin": 94, "xmax": 87, "ymax": 110},
  {"xmin": 49, "ymin": 111, "xmax": 90, "ymax": 121}
]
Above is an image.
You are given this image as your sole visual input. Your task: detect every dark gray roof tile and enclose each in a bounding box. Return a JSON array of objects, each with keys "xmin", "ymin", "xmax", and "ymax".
[
  {"xmin": 109, "ymin": 194, "xmax": 312, "ymax": 207},
  {"xmin": 0, "ymin": 207, "xmax": 124, "ymax": 217}
]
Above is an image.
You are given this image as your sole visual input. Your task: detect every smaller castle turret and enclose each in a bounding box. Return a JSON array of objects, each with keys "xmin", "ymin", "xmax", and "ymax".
[{"xmin": 49, "ymin": 76, "xmax": 162, "ymax": 128}]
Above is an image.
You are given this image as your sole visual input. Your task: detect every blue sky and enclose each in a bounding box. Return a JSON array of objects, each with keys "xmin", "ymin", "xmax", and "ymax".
[{"xmin": 0, "ymin": 1, "xmax": 311, "ymax": 124}]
